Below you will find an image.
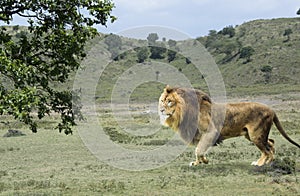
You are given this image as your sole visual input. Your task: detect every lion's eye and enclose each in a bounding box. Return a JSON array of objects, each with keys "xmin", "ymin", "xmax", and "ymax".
[{"xmin": 167, "ymin": 101, "xmax": 173, "ymax": 107}]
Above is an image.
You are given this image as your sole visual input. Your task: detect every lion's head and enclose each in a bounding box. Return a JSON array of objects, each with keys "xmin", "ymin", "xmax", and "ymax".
[
  {"xmin": 158, "ymin": 85, "xmax": 212, "ymax": 144},
  {"xmin": 158, "ymin": 85, "xmax": 184, "ymax": 129}
]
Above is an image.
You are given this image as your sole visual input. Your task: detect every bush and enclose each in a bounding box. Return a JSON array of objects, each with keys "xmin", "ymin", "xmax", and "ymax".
[
  {"xmin": 219, "ymin": 25, "xmax": 235, "ymax": 37},
  {"xmin": 260, "ymin": 65, "xmax": 273, "ymax": 73},
  {"xmin": 3, "ymin": 130, "xmax": 26, "ymax": 137}
]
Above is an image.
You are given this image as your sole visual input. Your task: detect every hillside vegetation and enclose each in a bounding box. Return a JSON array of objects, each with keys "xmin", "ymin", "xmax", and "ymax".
[
  {"xmin": 89, "ymin": 17, "xmax": 300, "ymax": 102},
  {"xmin": 1, "ymin": 17, "xmax": 300, "ymax": 101},
  {"xmin": 198, "ymin": 18, "xmax": 300, "ymax": 87}
]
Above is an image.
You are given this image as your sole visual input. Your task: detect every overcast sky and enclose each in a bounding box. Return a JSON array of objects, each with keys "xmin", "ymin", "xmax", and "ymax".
[
  {"xmin": 2, "ymin": 0, "xmax": 300, "ymax": 40},
  {"xmin": 98, "ymin": 0, "xmax": 300, "ymax": 39}
]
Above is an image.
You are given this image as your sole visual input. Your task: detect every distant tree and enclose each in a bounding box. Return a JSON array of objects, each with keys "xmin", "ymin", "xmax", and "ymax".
[
  {"xmin": 108, "ymin": 48, "xmax": 120, "ymax": 61},
  {"xmin": 217, "ymin": 41, "xmax": 238, "ymax": 63},
  {"xmin": 104, "ymin": 34, "xmax": 122, "ymax": 49},
  {"xmin": 219, "ymin": 25, "xmax": 235, "ymax": 38},
  {"xmin": 155, "ymin": 71, "xmax": 160, "ymax": 81},
  {"xmin": 0, "ymin": 0, "xmax": 115, "ymax": 134},
  {"xmin": 104, "ymin": 34, "xmax": 122, "ymax": 60},
  {"xmin": 208, "ymin": 30, "xmax": 217, "ymax": 37},
  {"xmin": 149, "ymin": 45, "xmax": 167, "ymax": 59},
  {"xmin": 260, "ymin": 65, "xmax": 273, "ymax": 73},
  {"xmin": 136, "ymin": 47, "xmax": 149, "ymax": 63},
  {"xmin": 147, "ymin": 33, "xmax": 159, "ymax": 45},
  {"xmin": 167, "ymin": 50, "xmax": 177, "ymax": 62},
  {"xmin": 167, "ymin": 39, "xmax": 177, "ymax": 48},
  {"xmin": 12, "ymin": 25, "xmax": 19, "ymax": 31},
  {"xmin": 261, "ymin": 65, "xmax": 273, "ymax": 83},
  {"xmin": 283, "ymin": 28, "xmax": 293, "ymax": 42},
  {"xmin": 185, "ymin": 58, "xmax": 191, "ymax": 64},
  {"xmin": 240, "ymin": 46, "xmax": 255, "ymax": 63},
  {"xmin": 223, "ymin": 42, "xmax": 237, "ymax": 56},
  {"xmin": 205, "ymin": 30, "xmax": 218, "ymax": 48},
  {"xmin": 15, "ymin": 30, "xmax": 27, "ymax": 39},
  {"xmin": 162, "ymin": 37, "xmax": 166, "ymax": 42}
]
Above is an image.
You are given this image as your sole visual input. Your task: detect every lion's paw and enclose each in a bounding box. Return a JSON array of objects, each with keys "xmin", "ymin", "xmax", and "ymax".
[{"xmin": 189, "ymin": 161, "xmax": 199, "ymax": 167}]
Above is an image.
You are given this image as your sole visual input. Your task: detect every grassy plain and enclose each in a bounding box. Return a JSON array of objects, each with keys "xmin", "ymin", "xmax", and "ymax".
[{"xmin": 1, "ymin": 92, "xmax": 300, "ymax": 196}]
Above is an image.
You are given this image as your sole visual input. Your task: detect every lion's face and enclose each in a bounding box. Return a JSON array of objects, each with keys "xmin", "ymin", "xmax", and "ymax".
[
  {"xmin": 158, "ymin": 91, "xmax": 176, "ymax": 125},
  {"xmin": 158, "ymin": 86, "xmax": 184, "ymax": 129}
]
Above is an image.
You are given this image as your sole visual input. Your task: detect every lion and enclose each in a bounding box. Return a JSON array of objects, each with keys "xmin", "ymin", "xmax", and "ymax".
[{"xmin": 158, "ymin": 85, "xmax": 300, "ymax": 166}]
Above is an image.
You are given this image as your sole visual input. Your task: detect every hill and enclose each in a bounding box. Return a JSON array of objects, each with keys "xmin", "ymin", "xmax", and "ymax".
[
  {"xmin": 197, "ymin": 17, "xmax": 300, "ymax": 88},
  {"xmin": 1, "ymin": 17, "xmax": 300, "ymax": 102},
  {"xmin": 89, "ymin": 17, "xmax": 300, "ymax": 102}
]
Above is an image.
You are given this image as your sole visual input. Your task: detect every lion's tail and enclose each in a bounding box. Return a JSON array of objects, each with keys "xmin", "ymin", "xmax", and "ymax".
[{"xmin": 273, "ymin": 113, "xmax": 300, "ymax": 148}]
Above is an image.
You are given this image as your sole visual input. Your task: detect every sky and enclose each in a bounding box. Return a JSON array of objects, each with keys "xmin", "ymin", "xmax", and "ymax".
[
  {"xmin": 2, "ymin": 0, "xmax": 300, "ymax": 40},
  {"xmin": 97, "ymin": 0, "xmax": 300, "ymax": 40}
]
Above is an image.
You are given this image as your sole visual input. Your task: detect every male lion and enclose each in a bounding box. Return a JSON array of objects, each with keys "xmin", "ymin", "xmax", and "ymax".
[{"xmin": 158, "ymin": 85, "xmax": 300, "ymax": 166}]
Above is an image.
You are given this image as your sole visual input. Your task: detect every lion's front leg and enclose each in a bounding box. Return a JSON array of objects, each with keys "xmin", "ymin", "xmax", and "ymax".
[
  {"xmin": 189, "ymin": 147, "xmax": 209, "ymax": 166},
  {"xmin": 189, "ymin": 124, "xmax": 219, "ymax": 167}
]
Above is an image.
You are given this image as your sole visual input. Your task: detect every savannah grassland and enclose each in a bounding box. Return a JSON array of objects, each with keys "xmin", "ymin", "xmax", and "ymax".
[
  {"xmin": 1, "ymin": 91, "xmax": 300, "ymax": 195},
  {"xmin": 1, "ymin": 18, "xmax": 300, "ymax": 195}
]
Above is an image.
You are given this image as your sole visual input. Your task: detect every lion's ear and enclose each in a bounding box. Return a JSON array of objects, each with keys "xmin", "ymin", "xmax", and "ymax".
[
  {"xmin": 202, "ymin": 94, "xmax": 212, "ymax": 103},
  {"xmin": 165, "ymin": 85, "xmax": 174, "ymax": 94}
]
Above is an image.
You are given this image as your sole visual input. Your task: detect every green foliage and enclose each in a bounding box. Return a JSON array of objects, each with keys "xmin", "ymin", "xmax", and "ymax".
[
  {"xmin": 146, "ymin": 33, "xmax": 167, "ymax": 59},
  {"xmin": 204, "ymin": 30, "xmax": 218, "ymax": 48},
  {"xmin": 12, "ymin": 25, "xmax": 19, "ymax": 31},
  {"xmin": 260, "ymin": 65, "xmax": 273, "ymax": 83},
  {"xmin": 217, "ymin": 39, "xmax": 240, "ymax": 64},
  {"xmin": 3, "ymin": 129, "xmax": 26, "ymax": 137},
  {"xmin": 219, "ymin": 25, "xmax": 235, "ymax": 37},
  {"xmin": 136, "ymin": 47, "xmax": 149, "ymax": 63},
  {"xmin": 167, "ymin": 39, "xmax": 177, "ymax": 48},
  {"xmin": 104, "ymin": 33, "xmax": 122, "ymax": 60},
  {"xmin": 284, "ymin": 28, "xmax": 293, "ymax": 36},
  {"xmin": 201, "ymin": 27, "xmax": 241, "ymax": 64},
  {"xmin": 283, "ymin": 28, "xmax": 293, "ymax": 42},
  {"xmin": 147, "ymin": 33, "xmax": 159, "ymax": 45},
  {"xmin": 149, "ymin": 43, "xmax": 167, "ymax": 59},
  {"xmin": 240, "ymin": 46, "xmax": 255, "ymax": 63},
  {"xmin": 200, "ymin": 18, "xmax": 300, "ymax": 87},
  {"xmin": 222, "ymin": 41, "xmax": 238, "ymax": 56},
  {"xmin": 260, "ymin": 65, "xmax": 273, "ymax": 73},
  {"xmin": 167, "ymin": 49, "xmax": 177, "ymax": 62},
  {"xmin": 0, "ymin": 0, "xmax": 115, "ymax": 133}
]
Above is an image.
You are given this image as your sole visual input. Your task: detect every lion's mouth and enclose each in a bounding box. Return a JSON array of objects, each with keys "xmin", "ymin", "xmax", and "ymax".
[
  {"xmin": 159, "ymin": 111, "xmax": 173, "ymax": 125},
  {"xmin": 161, "ymin": 112, "xmax": 171, "ymax": 118},
  {"xmin": 159, "ymin": 113, "xmax": 170, "ymax": 125}
]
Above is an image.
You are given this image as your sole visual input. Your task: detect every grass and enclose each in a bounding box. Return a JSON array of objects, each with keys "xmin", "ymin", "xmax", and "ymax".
[{"xmin": 1, "ymin": 93, "xmax": 300, "ymax": 195}]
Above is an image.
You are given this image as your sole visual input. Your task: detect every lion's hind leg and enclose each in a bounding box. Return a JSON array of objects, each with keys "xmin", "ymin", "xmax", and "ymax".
[
  {"xmin": 266, "ymin": 138, "xmax": 275, "ymax": 162},
  {"xmin": 248, "ymin": 122, "xmax": 274, "ymax": 166},
  {"xmin": 268, "ymin": 139, "xmax": 275, "ymax": 155},
  {"xmin": 251, "ymin": 150, "xmax": 274, "ymax": 166}
]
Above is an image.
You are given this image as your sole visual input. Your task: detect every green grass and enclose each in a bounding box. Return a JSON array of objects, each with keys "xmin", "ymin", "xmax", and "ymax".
[{"xmin": 1, "ymin": 93, "xmax": 300, "ymax": 195}]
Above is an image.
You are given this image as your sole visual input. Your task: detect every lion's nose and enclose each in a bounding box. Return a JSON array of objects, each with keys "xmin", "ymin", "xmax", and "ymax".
[{"xmin": 160, "ymin": 108, "xmax": 165, "ymax": 113}]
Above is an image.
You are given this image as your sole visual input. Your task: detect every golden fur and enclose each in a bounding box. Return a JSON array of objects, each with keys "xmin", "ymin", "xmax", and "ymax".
[{"xmin": 158, "ymin": 85, "xmax": 300, "ymax": 166}]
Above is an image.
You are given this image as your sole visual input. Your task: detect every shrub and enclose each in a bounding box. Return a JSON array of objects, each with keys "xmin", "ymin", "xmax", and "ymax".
[{"xmin": 3, "ymin": 130, "xmax": 26, "ymax": 137}]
